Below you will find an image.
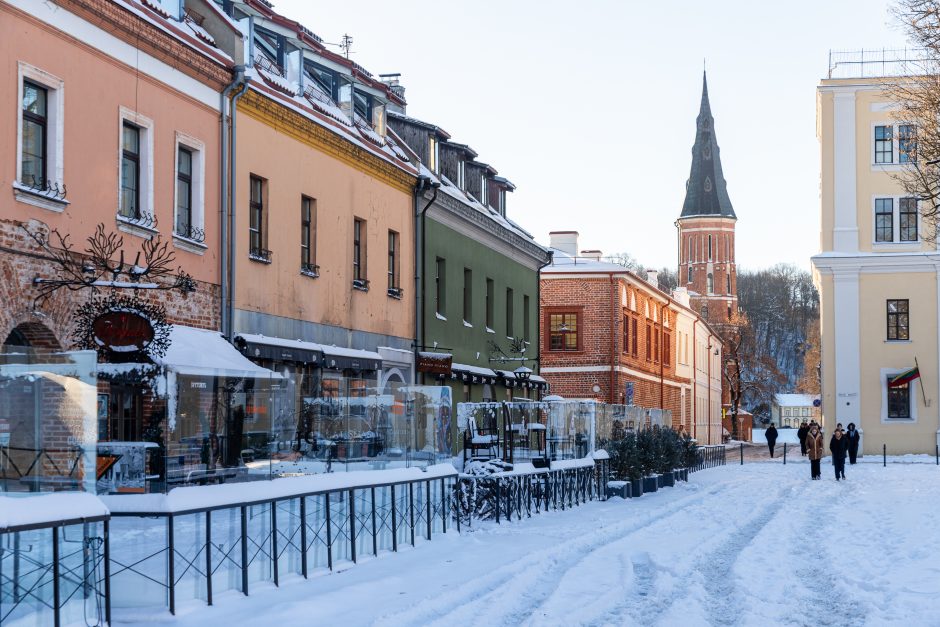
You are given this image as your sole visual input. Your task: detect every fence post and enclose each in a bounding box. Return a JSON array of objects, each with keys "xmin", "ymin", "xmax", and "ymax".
[
  {"xmin": 168, "ymin": 515, "xmax": 176, "ymax": 613},
  {"xmin": 104, "ymin": 519, "xmax": 111, "ymax": 626},
  {"xmin": 883, "ymin": 443, "xmax": 887, "ymax": 467},
  {"xmin": 206, "ymin": 510, "xmax": 213, "ymax": 605},
  {"xmin": 740, "ymin": 442, "xmax": 744, "ymax": 465},
  {"xmin": 936, "ymin": 444, "xmax": 938, "ymax": 466},
  {"xmin": 52, "ymin": 526, "xmax": 60, "ymax": 627},
  {"xmin": 783, "ymin": 442, "xmax": 787, "ymax": 465}
]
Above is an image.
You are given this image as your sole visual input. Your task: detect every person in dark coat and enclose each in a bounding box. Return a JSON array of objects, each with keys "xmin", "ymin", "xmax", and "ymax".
[
  {"xmin": 830, "ymin": 428, "xmax": 848, "ymax": 480},
  {"xmin": 845, "ymin": 422, "xmax": 860, "ymax": 464},
  {"xmin": 765, "ymin": 423, "xmax": 779, "ymax": 458},
  {"xmin": 797, "ymin": 422, "xmax": 809, "ymax": 456},
  {"xmin": 806, "ymin": 424, "xmax": 824, "ymax": 479}
]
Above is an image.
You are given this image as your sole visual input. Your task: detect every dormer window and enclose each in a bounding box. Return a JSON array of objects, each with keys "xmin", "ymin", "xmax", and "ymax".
[
  {"xmin": 498, "ymin": 190, "xmax": 506, "ymax": 216},
  {"xmin": 308, "ymin": 63, "xmax": 338, "ymax": 99},
  {"xmin": 353, "ymin": 90, "xmax": 372, "ymax": 121},
  {"xmin": 480, "ymin": 176, "xmax": 488, "ymax": 204},
  {"xmin": 456, "ymin": 160, "xmax": 465, "ymax": 188},
  {"xmin": 428, "ymin": 136, "xmax": 439, "ymax": 173}
]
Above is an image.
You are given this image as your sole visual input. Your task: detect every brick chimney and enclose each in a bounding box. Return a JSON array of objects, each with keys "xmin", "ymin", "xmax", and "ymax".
[
  {"xmin": 549, "ymin": 231, "xmax": 579, "ymax": 257},
  {"xmin": 380, "ymin": 73, "xmax": 406, "ymax": 115},
  {"xmin": 646, "ymin": 269, "xmax": 659, "ymax": 286}
]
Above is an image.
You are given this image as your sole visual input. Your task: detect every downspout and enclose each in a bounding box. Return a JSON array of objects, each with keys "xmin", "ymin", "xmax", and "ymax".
[
  {"xmin": 219, "ymin": 66, "xmax": 244, "ymax": 340},
  {"xmin": 414, "ymin": 177, "xmax": 438, "ymax": 383},
  {"xmin": 660, "ymin": 302, "xmax": 665, "ymax": 410},
  {"xmin": 692, "ymin": 321, "xmax": 697, "ymax": 440},
  {"xmin": 535, "ymin": 251, "xmax": 553, "ymax": 399},
  {"xmin": 707, "ymin": 331, "xmax": 712, "ymax": 445},
  {"xmin": 227, "ymin": 76, "xmax": 251, "ymax": 341},
  {"xmin": 609, "ymin": 273, "xmax": 616, "ymax": 404}
]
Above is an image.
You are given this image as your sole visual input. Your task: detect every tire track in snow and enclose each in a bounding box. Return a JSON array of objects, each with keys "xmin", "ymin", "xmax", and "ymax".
[{"xmin": 373, "ymin": 477, "xmax": 744, "ymax": 627}]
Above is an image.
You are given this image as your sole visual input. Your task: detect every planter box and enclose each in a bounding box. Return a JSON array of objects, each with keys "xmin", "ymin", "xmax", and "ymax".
[
  {"xmin": 630, "ymin": 478, "xmax": 643, "ymax": 497},
  {"xmin": 675, "ymin": 468, "xmax": 688, "ymax": 482},
  {"xmin": 661, "ymin": 471, "xmax": 675, "ymax": 487},
  {"xmin": 606, "ymin": 481, "xmax": 631, "ymax": 499},
  {"xmin": 643, "ymin": 475, "xmax": 659, "ymax": 493}
]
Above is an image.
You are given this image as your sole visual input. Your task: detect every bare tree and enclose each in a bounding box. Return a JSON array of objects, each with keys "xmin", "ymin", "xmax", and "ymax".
[{"xmin": 888, "ymin": 1, "xmax": 940, "ymax": 241}]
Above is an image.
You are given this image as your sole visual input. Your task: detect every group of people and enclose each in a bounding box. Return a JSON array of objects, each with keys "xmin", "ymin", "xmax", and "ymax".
[{"xmin": 762, "ymin": 420, "xmax": 861, "ymax": 480}]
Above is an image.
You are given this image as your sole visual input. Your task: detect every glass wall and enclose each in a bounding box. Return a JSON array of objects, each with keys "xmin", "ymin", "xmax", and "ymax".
[{"xmin": 0, "ymin": 349, "xmax": 97, "ymax": 493}]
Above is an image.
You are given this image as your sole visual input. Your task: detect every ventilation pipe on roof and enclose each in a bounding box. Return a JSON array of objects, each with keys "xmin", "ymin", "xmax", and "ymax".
[
  {"xmin": 549, "ymin": 231, "xmax": 579, "ymax": 257},
  {"xmin": 580, "ymin": 250, "xmax": 602, "ymax": 261}
]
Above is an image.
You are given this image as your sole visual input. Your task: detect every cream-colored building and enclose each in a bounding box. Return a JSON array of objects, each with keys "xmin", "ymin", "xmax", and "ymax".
[
  {"xmin": 771, "ymin": 394, "xmax": 820, "ymax": 429},
  {"xmin": 812, "ymin": 52, "xmax": 939, "ymax": 454}
]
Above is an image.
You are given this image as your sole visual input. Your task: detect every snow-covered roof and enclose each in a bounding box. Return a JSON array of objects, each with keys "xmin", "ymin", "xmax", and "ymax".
[
  {"xmin": 542, "ymin": 247, "xmax": 640, "ymax": 274},
  {"xmin": 157, "ymin": 326, "xmax": 279, "ymax": 379},
  {"xmin": 451, "ymin": 363, "xmax": 498, "ymax": 378},
  {"xmin": 774, "ymin": 394, "xmax": 819, "ymax": 407}
]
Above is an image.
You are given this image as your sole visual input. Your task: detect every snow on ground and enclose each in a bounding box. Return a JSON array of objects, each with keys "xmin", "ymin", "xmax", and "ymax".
[{"xmin": 115, "ymin": 460, "xmax": 940, "ymax": 627}]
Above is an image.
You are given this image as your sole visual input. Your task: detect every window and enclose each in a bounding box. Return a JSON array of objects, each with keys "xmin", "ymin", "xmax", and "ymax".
[
  {"xmin": 726, "ymin": 273, "xmax": 731, "ymax": 294},
  {"xmin": 457, "ymin": 160, "xmax": 466, "ymax": 189},
  {"xmin": 899, "ymin": 125, "xmax": 916, "ymax": 163},
  {"xmin": 875, "ymin": 125, "xmax": 893, "ymax": 164},
  {"xmin": 481, "ymin": 176, "xmax": 488, "ymax": 205},
  {"xmin": 646, "ymin": 323, "xmax": 652, "ymax": 360},
  {"xmin": 706, "ymin": 273, "xmax": 714, "ymax": 294},
  {"xmin": 548, "ymin": 313, "xmax": 578, "ymax": 351},
  {"xmin": 21, "ymin": 80, "xmax": 47, "ymax": 187},
  {"xmin": 664, "ymin": 331, "xmax": 671, "ymax": 365},
  {"xmin": 498, "ymin": 190, "xmax": 506, "ymax": 216},
  {"xmin": 353, "ymin": 90, "xmax": 372, "ymax": 121},
  {"xmin": 653, "ymin": 326, "xmax": 660, "ymax": 363},
  {"xmin": 301, "ymin": 196, "xmax": 317, "ymax": 274},
  {"xmin": 887, "ymin": 299, "xmax": 909, "ymax": 341},
  {"xmin": 435, "ymin": 257, "xmax": 446, "ymax": 316},
  {"xmin": 523, "ymin": 295, "xmax": 530, "ymax": 341},
  {"xmin": 308, "ymin": 63, "xmax": 337, "ymax": 99},
  {"xmin": 486, "ymin": 278, "xmax": 494, "ymax": 330},
  {"xmin": 463, "ymin": 268, "xmax": 472, "ymax": 323},
  {"xmin": 120, "ymin": 122, "xmax": 141, "ymax": 219},
  {"xmin": 623, "ymin": 312, "xmax": 630, "ymax": 354},
  {"xmin": 631, "ymin": 318, "xmax": 638, "ymax": 356},
  {"xmin": 687, "ymin": 265, "xmax": 693, "ymax": 283},
  {"xmin": 249, "ymin": 175, "xmax": 269, "ymax": 260},
  {"xmin": 387, "ymin": 230, "xmax": 400, "ymax": 294},
  {"xmin": 728, "ymin": 302, "xmax": 733, "ymax": 320},
  {"xmin": 353, "ymin": 218, "xmax": 367, "ymax": 285},
  {"xmin": 701, "ymin": 304, "xmax": 708, "ymax": 320},
  {"xmin": 175, "ymin": 146, "xmax": 193, "ymax": 236},
  {"xmin": 428, "ymin": 136, "xmax": 439, "ymax": 172},
  {"xmin": 875, "ymin": 198, "xmax": 893, "ymax": 242},
  {"xmin": 900, "ymin": 197, "xmax": 918, "ymax": 242},
  {"xmin": 888, "ymin": 383, "xmax": 911, "ymax": 419},
  {"xmin": 506, "ymin": 288, "xmax": 514, "ymax": 337},
  {"xmin": 708, "ymin": 234, "xmax": 713, "ymax": 260}
]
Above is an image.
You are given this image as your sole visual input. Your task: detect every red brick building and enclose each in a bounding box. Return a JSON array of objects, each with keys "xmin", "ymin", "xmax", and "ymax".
[{"xmin": 539, "ymin": 232, "xmax": 724, "ymax": 443}]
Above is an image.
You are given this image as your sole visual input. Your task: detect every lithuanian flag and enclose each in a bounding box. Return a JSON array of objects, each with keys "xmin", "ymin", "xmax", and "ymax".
[{"xmin": 889, "ymin": 366, "xmax": 921, "ymax": 388}]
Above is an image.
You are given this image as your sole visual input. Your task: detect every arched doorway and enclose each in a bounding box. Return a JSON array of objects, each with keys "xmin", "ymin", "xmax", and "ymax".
[{"xmin": 2, "ymin": 321, "xmax": 62, "ymax": 351}]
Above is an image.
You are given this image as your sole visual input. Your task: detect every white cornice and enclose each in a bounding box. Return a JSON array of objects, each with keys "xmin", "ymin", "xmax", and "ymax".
[{"xmin": 812, "ymin": 251, "xmax": 940, "ymax": 274}]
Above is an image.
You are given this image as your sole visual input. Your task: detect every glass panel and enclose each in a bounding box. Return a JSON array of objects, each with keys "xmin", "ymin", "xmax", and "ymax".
[
  {"xmin": 21, "ymin": 119, "xmax": 45, "ymax": 185},
  {"xmin": 178, "ymin": 147, "xmax": 192, "ymax": 177},
  {"xmin": 22, "ymin": 81, "xmax": 47, "ymax": 116},
  {"xmin": 121, "ymin": 156, "xmax": 138, "ymax": 217},
  {"xmin": 123, "ymin": 124, "xmax": 139, "ymax": 154}
]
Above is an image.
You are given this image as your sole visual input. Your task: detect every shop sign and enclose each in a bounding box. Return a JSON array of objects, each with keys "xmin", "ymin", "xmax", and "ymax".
[
  {"xmin": 417, "ymin": 352, "xmax": 453, "ymax": 375},
  {"xmin": 92, "ymin": 310, "xmax": 155, "ymax": 353}
]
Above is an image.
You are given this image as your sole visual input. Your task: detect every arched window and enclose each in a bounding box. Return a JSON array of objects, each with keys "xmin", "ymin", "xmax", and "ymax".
[
  {"xmin": 726, "ymin": 273, "xmax": 731, "ymax": 294},
  {"xmin": 700, "ymin": 304, "xmax": 708, "ymax": 319},
  {"xmin": 688, "ymin": 265, "xmax": 694, "ymax": 283},
  {"xmin": 707, "ymin": 273, "xmax": 714, "ymax": 294},
  {"xmin": 708, "ymin": 235, "xmax": 713, "ymax": 260}
]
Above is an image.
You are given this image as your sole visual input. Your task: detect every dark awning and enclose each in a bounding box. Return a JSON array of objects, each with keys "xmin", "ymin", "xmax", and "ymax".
[
  {"xmin": 320, "ymin": 346, "xmax": 382, "ymax": 372},
  {"xmin": 235, "ymin": 333, "xmax": 322, "ymax": 364}
]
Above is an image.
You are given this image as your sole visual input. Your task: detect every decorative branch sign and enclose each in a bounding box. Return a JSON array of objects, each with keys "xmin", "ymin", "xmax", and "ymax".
[{"xmin": 74, "ymin": 292, "xmax": 172, "ymax": 359}]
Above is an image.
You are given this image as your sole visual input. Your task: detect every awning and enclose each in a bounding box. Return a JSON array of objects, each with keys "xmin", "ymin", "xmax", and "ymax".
[
  {"xmin": 235, "ymin": 333, "xmax": 322, "ymax": 364},
  {"xmin": 451, "ymin": 362, "xmax": 498, "ymax": 384},
  {"xmin": 155, "ymin": 326, "xmax": 279, "ymax": 379},
  {"xmin": 321, "ymin": 346, "xmax": 382, "ymax": 371}
]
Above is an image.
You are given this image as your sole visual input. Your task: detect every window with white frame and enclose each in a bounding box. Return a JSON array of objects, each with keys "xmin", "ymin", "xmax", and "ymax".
[
  {"xmin": 873, "ymin": 123, "xmax": 917, "ymax": 165},
  {"xmin": 173, "ymin": 132, "xmax": 205, "ymax": 244},
  {"xmin": 16, "ymin": 63, "xmax": 65, "ymax": 206},
  {"xmin": 118, "ymin": 107, "xmax": 154, "ymax": 226},
  {"xmin": 881, "ymin": 367, "xmax": 917, "ymax": 422},
  {"xmin": 874, "ymin": 196, "xmax": 919, "ymax": 243},
  {"xmin": 874, "ymin": 125, "xmax": 893, "ymax": 163}
]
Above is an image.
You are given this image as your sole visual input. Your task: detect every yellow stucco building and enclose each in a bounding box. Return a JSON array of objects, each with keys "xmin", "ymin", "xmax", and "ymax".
[{"xmin": 813, "ymin": 52, "xmax": 939, "ymax": 455}]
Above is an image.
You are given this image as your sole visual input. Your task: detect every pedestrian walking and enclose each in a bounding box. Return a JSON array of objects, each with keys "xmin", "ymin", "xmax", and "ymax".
[
  {"xmin": 765, "ymin": 423, "xmax": 779, "ymax": 458},
  {"xmin": 798, "ymin": 421, "xmax": 809, "ymax": 456},
  {"xmin": 830, "ymin": 428, "xmax": 848, "ymax": 480},
  {"xmin": 846, "ymin": 422, "xmax": 860, "ymax": 465},
  {"xmin": 806, "ymin": 424, "xmax": 824, "ymax": 480}
]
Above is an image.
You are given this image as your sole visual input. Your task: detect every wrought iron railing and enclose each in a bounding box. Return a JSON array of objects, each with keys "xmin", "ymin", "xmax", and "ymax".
[
  {"xmin": 0, "ymin": 446, "xmax": 84, "ymax": 493},
  {"xmin": 248, "ymin": 247, "xmax": 272, "ymax": 263},
  {"xmin": 174, "ymin": 224, "xmax": 206, "ymax": 244},
  {"xmin": 689, "ymin": 445, "xmax": 726, "ymax": 473}
]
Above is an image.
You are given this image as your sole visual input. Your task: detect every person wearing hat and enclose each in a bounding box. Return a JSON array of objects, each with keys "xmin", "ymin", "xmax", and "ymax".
[
  {"xmin": 806, "ymin": 423, "xmax": 824, "ymax": 480},
  {"xmin": 765, "ymin": 422, "xmax": 779, "ymax": 458},
  {"xmin": 829, "ymin": 428, "xmax": 848, "ymax": 480},
  {"xmin": 846, "ymin": 422, "xmax": 860, "ymax": 464}
]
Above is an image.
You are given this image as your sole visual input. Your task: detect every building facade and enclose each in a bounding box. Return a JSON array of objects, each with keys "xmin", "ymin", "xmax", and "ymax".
[
  {"xmin": 772, "ymin": 394, "xmax": 820, "ymax": 428},
  {"xmin": 539, "ymin": 232, "xmax": 723, "ymax": 444},
  {"xmin": 387, "ymin": 110, "xmax": 551, "ymax": 434},
  {"xmin": 813, "ymin": 53, "xmax": 939, "ymax": 454},
  {"xmin": 677, "ymin": 72, "xmax": 738, "ymax": 324}
]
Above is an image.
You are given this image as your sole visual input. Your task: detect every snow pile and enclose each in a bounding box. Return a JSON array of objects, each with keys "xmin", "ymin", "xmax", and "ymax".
[{"xmin": 0, "ymin": 492, "xmax": 109, "ymax": 530}]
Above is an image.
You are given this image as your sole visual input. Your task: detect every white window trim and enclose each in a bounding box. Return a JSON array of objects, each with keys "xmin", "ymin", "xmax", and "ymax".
[
  {"xmin": 871, "ymin": 121, "xmax": 914, "ymax": 171},
  {"xmin": 117, "ymin": 106, "xmax": 155, "ymax": 234},
  {"xmin": 15, "ymin": 62, "xmax": 66, "ymax": 211},
  {"xmin": 880, "ymin": 367, "xmax": 918, "ymax": 423},
  {"xmin": 172, "ymin": 131, "xmax": 207, "ymax": 252},
  {"xmin": 871, "ymin": 194, "xmax": 920, "ymax": 248}
]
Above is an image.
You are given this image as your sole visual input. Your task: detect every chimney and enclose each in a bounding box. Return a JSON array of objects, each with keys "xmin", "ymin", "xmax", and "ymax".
[
  {"xmin": 646, "ymin": 269, "xmax": 659, "ymax": 286},
  {"xmin": 580, "ymin": 249, "xmax": 602, "ymax": 261},
  {"xmin": 672, "ymin": 287, "xmax": 690, "ymax": 307},
  {"xmin": 549, "ymin": 231, "xmax": 579, "ymax": 257},
  {"xmin": 380, "ymin": 73, "xmax": 406, "ymax": 115}
]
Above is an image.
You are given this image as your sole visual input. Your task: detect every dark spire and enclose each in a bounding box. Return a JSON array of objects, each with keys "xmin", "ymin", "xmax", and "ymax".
[{"xmin": 680, "ymin": 71, "xmax": 736, "ymax": 219}]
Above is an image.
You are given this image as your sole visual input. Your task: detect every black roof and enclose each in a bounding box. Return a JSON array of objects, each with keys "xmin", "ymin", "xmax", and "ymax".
[{"xmin": 680, "ymin": 72, "xmax": 736, "ymax": 219}]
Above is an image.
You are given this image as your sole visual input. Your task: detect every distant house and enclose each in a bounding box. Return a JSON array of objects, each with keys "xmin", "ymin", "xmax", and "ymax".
[{"xmin": 772, "ymin": 394, "xmax": 820, "ymax": 428}]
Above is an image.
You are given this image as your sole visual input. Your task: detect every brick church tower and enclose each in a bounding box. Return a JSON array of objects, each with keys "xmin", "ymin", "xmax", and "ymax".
[{"xmin": 677, "ymin": 72, "xmax": 738, "ymax": 322}]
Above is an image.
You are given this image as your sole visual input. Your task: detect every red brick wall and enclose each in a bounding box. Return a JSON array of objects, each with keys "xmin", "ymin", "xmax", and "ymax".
[{"xmin": 677, "ymin": 217, "xmax": 737, "ymax": 323}]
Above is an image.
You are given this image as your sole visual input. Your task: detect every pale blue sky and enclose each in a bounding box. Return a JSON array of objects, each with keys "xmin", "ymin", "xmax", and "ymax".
[{"xmin": 283, "ymin": 0, "xmax": 908, "ymax": 271}]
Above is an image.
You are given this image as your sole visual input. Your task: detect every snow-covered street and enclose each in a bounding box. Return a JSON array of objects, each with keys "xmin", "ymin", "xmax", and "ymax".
[{"xmin": 114, "ymin": 460, "xmax": 940, "ymax": 627}]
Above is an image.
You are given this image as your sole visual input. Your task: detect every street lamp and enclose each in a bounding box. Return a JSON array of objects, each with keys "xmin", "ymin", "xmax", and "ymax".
[{"xmin": 513, "ymin": 366, "xmax": 533, "ymax": 382}]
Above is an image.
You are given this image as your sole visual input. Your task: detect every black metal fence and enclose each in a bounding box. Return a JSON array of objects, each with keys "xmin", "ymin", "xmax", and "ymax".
[
  {"xmin": 689, "ymin": 445, "xmax": 726, "ymax": 473},
  {"xmin": 0, "ymin": 515, "xmax": 110, "ymax": 627},
  {"xmin": 108, "ymin": 473, "xmax": 456, "ymax": 615}
]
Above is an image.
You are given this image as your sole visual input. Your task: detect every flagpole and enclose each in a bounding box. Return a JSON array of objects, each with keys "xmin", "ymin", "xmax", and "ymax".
[{"xmin": 916, "ymin": 356, "xmax": 928, "ymax": 407}]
